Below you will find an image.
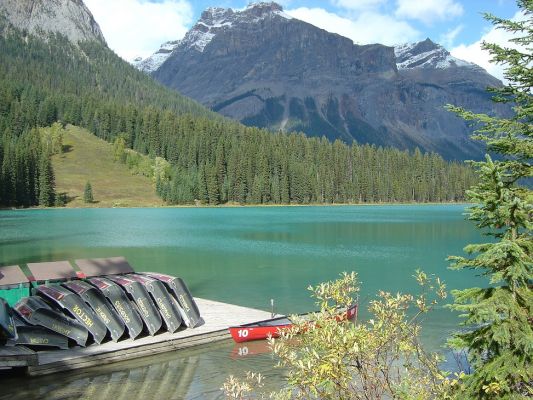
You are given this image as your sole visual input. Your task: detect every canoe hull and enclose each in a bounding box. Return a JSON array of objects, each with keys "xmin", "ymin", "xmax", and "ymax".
[
  {"xmin": 106, "ymin": 276, "xmax": 163, "ymax": 336},
  {"xmin": 128, "ymin": 274, "xmax": 183, "ymax": 333},
  {"xmin": 88, "ymin": 277, "xmax": 144, "ymax": 339},
  {"xmin": 7, "ymin": 317, "xmax": 69, "ymax": 349},
  {"xmin": 14, "ymin": 297, "xmax": 89, "ymax": 347},
  {"xmin": 143, "ymin": 273, "xmax": 202, "ymax": 328},
  {"xmin": 63, "ymin": 280, "xmax": 126, "ymax": 342},
  {"xmin": 0, "ymin": 297, "xmax": 17, "ymax": 340},
  {"xmin": 229, "ymin": 324, "xmax": 291, "ymax": 343},
  {"xmin": 229, "ymin": 303, "xmax": 359, "ymax": 343},
  {"xmin": 35, "ymin": 285, "xmax": 108, "ymax": 344}
]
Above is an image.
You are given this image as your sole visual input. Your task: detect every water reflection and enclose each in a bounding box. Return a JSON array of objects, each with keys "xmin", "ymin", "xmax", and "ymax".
[
  {"xmin": 0, "ymin": 340, "xmax": 283, "ymax": 400},
  {"xmin": 230, "ymin": 340, "xmax": 272, "ymax": 359}
]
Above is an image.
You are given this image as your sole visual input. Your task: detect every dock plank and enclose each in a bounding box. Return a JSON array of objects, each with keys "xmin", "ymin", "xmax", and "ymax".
[
  {"xmin": 26, "ymin": 298, "xmax": 273, "ymax": 376},
  {"xmin": 0, "ymin": 345, "xmax": 38, "ymax": 367}
]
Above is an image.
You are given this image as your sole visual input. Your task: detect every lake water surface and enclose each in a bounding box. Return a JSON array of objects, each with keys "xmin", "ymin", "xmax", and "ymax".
[{"xmin": 0, "ymin": 205, "xmax": 483, "ymax": 399}]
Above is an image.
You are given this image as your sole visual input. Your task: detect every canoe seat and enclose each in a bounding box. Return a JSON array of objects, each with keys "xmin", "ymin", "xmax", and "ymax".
[
  {"xmin": 0, "ymin": 265, "xmax": 31, "ymax": 306},
  {"xmin": 0, "ymin": 265, "xmax": 29, "ymax": 287},
  {"xmin": 26, "ymin": 261, "xmax": 78, "ymax": 288}
]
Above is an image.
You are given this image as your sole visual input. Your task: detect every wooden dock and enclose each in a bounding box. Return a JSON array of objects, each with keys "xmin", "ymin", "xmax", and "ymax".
[
  {"xmin": 0, "ymin": 346, "xmax": 38, "ymax": 368},
  {"xmin": 1, "ymin": 298, "xmax": 273, "ymax": 376}
]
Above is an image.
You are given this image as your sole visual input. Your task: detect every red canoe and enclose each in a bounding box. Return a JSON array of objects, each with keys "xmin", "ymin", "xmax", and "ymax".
[{"xmin": 229, "ymin": 303, "xmax": 358, "ymax": 343}]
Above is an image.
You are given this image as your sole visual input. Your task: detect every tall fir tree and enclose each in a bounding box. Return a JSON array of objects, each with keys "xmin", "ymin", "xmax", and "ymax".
[
  {"xmin": 38, "ymin": 151, "xmax": 55, "ymax": 206},
  {"xmin": 447, "ymin": 1, "xmax": 533, "ymax": 398}
]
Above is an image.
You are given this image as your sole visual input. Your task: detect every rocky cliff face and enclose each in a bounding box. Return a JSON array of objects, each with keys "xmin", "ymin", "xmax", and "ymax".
[
  {"xmin": 142, "ymin": 2, "xmax": 505, "ymax": 160},
  {"xmin": 0, "ymin": 0, "xmax": 105, "ymax": 44}
]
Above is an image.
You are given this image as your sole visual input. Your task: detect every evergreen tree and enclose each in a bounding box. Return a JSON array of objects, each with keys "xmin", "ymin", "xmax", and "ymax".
[
  {"xmin": 38, "ymin": 151, "xmax": 55, "ymax": 206},
  {"xmin": 197, "ymin": 164, "xmax": 209, "ymax": 204},
  {"xmin": 206, "ymin": 165, "xmax": 220, "ymax": 205},
  {"xmin": 83, "ymin": 181, "xmax": 93, "ymax": 203},
  {"xmin": 447, "ymin": 1, "xmax": 533, "ymax": 398}
]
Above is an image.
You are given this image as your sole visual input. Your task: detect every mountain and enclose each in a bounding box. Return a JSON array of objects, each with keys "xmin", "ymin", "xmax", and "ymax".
[
  {"xmin": 0, "ymin": 0, "xmax": 476, "ymax": 208},
  {"xmin": 0, "ymin": 0, "xmax": 105, "ymax": 43},
  {"xmin": 141, "ymin": 2, "xmax": 505, "ymax": 160}
]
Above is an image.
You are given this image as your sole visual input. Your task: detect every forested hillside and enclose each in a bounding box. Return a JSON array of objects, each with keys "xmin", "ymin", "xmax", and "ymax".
[{"xmin": 0, "ymin": 16, "xmax": 476, "ymax": 207}]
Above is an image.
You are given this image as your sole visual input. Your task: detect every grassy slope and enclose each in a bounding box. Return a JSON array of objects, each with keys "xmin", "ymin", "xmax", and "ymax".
[{"xmin": 52, "ymin": 126, "xmax": 163, "ymax": 208}]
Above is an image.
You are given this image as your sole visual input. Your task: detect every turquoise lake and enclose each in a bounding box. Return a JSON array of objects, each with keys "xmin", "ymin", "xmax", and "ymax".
[{"xmin": 0, "ymin": 205, "xmax": 484, "ymax": 399}]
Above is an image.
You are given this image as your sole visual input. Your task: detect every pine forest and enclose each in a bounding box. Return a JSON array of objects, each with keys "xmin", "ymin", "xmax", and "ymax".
[{"xmin": 0, "ymin": 18, "xmax": 476, "ymax": 207}]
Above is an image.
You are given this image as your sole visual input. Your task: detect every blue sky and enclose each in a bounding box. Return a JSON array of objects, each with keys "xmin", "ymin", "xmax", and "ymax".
[
  {"xmin": 85, "ymin": 0, "xmax": 521, "ymax": 80},
  {"xmin": 195, "ymin": 0, "xmax": 519, "ymax": 45}
]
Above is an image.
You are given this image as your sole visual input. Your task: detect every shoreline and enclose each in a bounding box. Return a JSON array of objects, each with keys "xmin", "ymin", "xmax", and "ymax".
[{"xmin": 0, "ymin": 202, "xmax": 473, "ymax": 211}]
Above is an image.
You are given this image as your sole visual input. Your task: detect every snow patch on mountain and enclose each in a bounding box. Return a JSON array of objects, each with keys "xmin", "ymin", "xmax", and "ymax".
[
  {"xmin": 395, "ymin": 39, "xmax": 476, "ymax": 70},
  {"xmin": 181, "ymin": 2, "xmax": 291, "ymax": 52},
  {"xmin": 133, "ymin": 40, "xmax": 180, "ymax": 73},
  {"xmin": 246, "ymin": 2, "xmax": 293, "ymax": 19},
  {"xmin": 182, "ymin": 29, "xmax": 215, "ymax": 52}
]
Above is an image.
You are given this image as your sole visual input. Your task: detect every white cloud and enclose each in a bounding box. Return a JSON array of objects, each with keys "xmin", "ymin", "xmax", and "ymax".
[
  {"xmin": 85, "ymin": 0, "xmax": 193, "ymax": 61},
  {"xmin": 451, "ymin": 11, "xmax": 524, "ymax": 82},
  {"xmin": 439, "ymin": 25, "xmax": 462, "ymax": 48},
  {"xmin": 287, "ymin": 7, "xmax": 420, "ymax": 46},
  {"xmin": 331, "ymin": 0, "xmax": 387, "ymax": 10},
  {"xmin": 395, "ymin": 0, "xmax": 463, "ymax": 25}
]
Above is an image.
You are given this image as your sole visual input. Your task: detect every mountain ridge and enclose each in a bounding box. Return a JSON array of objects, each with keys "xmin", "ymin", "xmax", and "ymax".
[{"xmin": 139, "ymin": 2, "xmax": 505, "ymax": 160}]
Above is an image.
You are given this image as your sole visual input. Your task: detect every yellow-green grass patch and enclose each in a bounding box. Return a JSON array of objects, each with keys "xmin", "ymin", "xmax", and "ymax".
[{"xmin": 52, "ymin": 126, "xmax": 163, "ymax": 208}]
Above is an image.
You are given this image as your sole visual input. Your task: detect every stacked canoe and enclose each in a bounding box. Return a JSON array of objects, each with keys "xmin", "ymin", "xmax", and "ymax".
[{"xmin": 0, "ymin": 257, "xmax": 202, "ymax": 350}]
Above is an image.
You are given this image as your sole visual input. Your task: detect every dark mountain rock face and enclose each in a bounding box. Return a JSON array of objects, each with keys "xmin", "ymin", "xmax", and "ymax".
[
  {"xmin": 146, "ymin": 2, "xmax": 505, "ymax": 160},
  {"xmin": 0, "ymin": 0, "xmax": 105, "ymax": 44}
]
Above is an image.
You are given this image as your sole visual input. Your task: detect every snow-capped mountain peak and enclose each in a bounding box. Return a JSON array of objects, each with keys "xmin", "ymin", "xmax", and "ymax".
[
  {"xmin": 244, "ymin": 2, "xmax": 293, "ymax": 19},
  {"xmin": 181, "ymin": 2, "xmax": 291, "ymax": 53},
  {"xmin": 133, "ymin": 40, "xmax": 181, "ymax": 73},
  {"xmin": 134, "ymin": 2, "xmax": 292, "ymax": 73},
  {"xmin": 394, "ymin": 38, "xmax": 475, "ymax": 70}
]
